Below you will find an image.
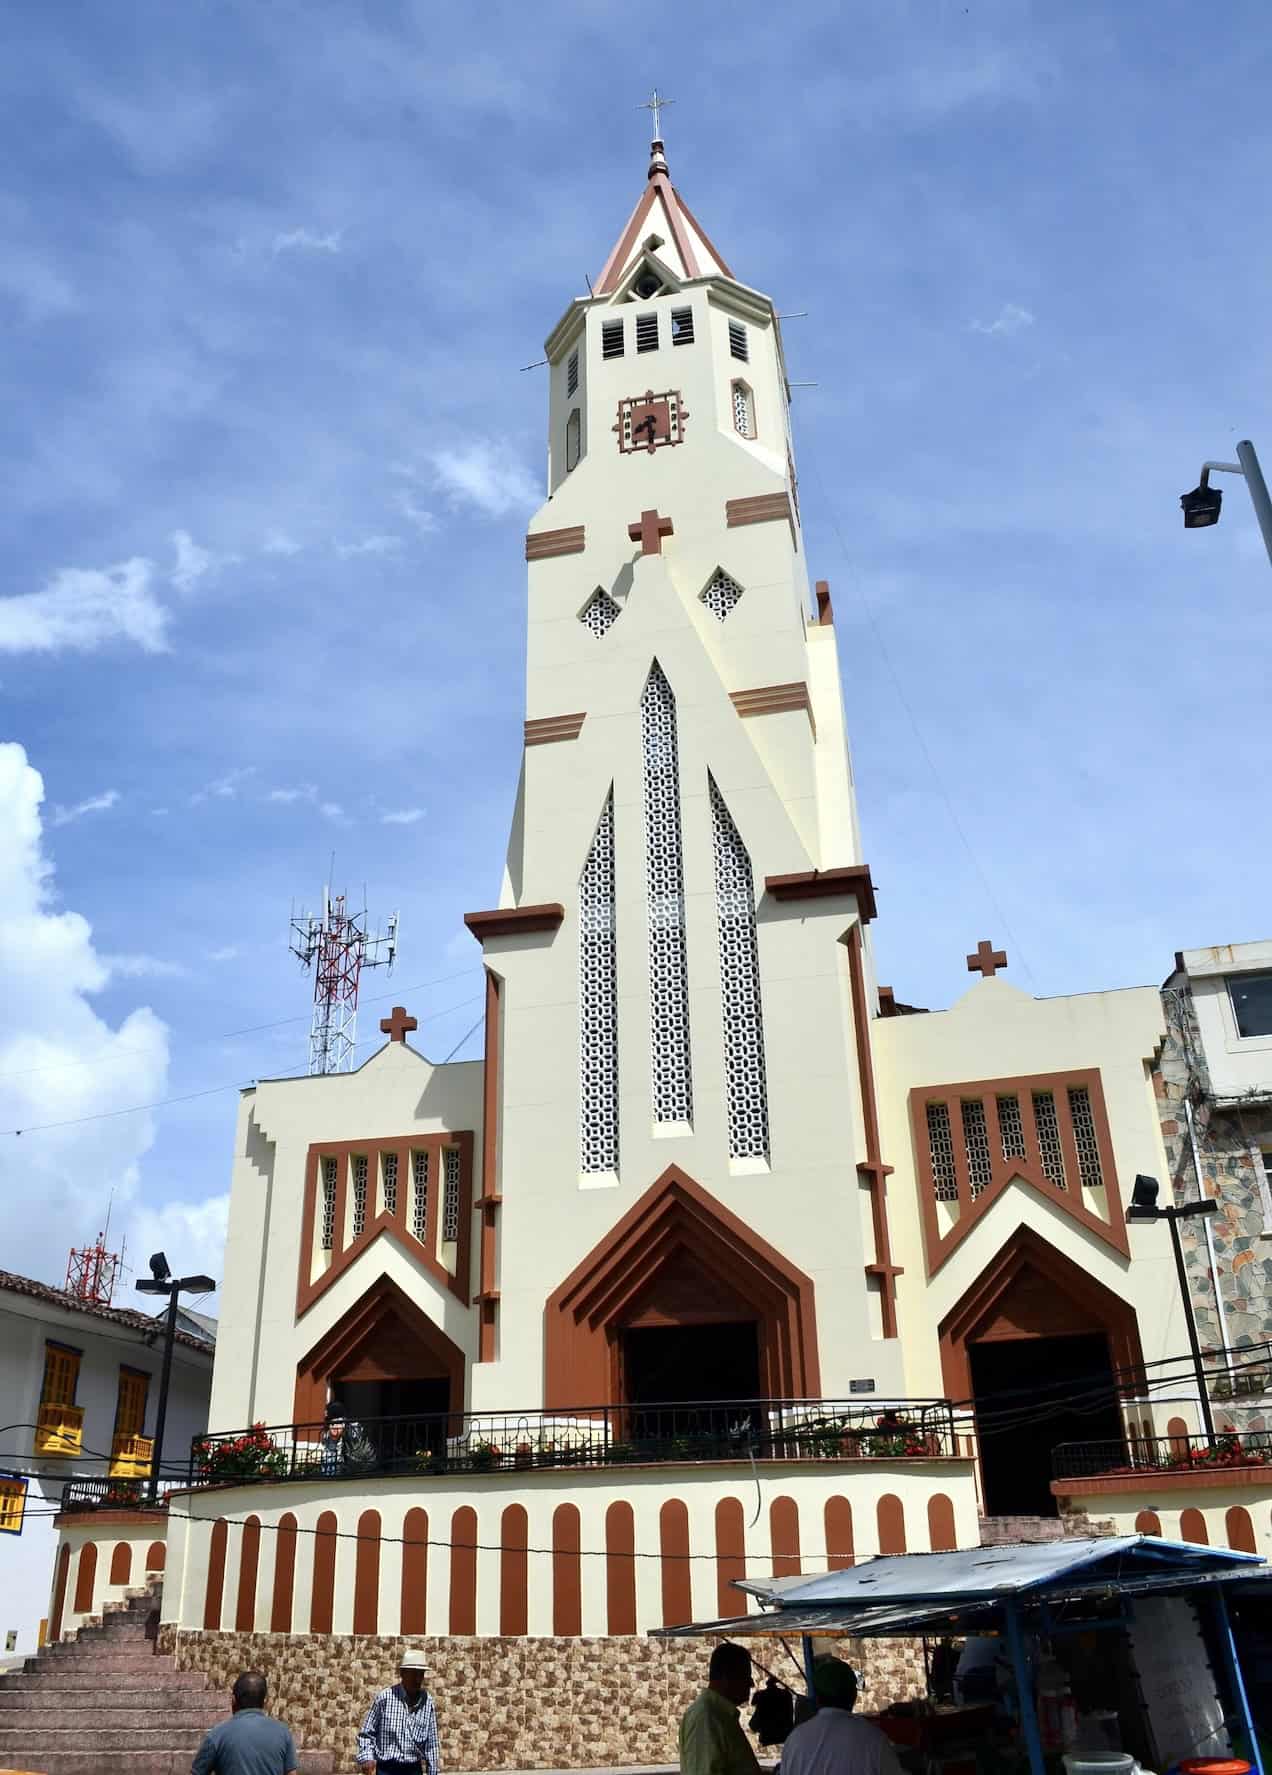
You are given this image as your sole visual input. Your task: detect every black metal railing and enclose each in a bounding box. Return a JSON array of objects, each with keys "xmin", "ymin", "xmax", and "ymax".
[
  {"xmin": 1053, "ymin": 1426, "xmax": 1272, "ymax": 1480},
  {"xmin": 191, "ymin": 1396, "xmax": 971, "ymax": 1487},
  {"xmin": 59, "ymin": 1476, "xmax": 185, "ymax": 1513}
]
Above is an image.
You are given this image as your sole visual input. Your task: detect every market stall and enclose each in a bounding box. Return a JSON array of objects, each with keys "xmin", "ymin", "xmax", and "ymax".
[{"xmin": 651, "ymin": 1536, "xmax": 1267, "ymax": 1775}]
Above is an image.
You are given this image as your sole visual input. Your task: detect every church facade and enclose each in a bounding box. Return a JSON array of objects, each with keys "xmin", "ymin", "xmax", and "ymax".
[{"xmin": 43, "ymin": 137, "xmax": 1272, "ymax": 1761}]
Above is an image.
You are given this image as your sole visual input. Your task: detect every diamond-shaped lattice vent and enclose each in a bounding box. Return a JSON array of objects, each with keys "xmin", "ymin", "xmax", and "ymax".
[
  {"xmin": 579, "ymin": 790, "xmax": 618, "ymax": 1174},
  {"xmin": 641, "ymin": 662, "xmax": 693, "ymax": 1125},
  {"xmin": 700, "ymin": 569, "xmax": 743, "ymax": 622},
  {"xmin": 580, "ymin": 589, "xmax": 621, "ymax": 637},
  {"xmin": 709, "ymin": 777, "xmax": 769, "ymax": 1162}
]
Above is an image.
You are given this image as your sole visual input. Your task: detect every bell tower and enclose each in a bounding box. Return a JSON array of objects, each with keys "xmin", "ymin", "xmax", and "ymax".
[{"xmin": 464, "ymin": 113, "xmax": 900, "ymax": 1411}]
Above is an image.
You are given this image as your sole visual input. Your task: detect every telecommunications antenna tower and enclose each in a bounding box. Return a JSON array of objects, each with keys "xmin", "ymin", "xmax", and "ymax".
[
  {"xmin": 289, "ymin": 884, "xmax": 398, "ymax": 1075},
  {"xmin": 66, "ymin": 1193, "xmax": 123, "ymax": 1307}
]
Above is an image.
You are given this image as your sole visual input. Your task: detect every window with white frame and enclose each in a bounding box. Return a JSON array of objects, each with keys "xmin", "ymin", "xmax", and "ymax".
[
  {"xmin": 728, "ymin": 319, "xmax": 748, "ymax": 361},
  {"xmin": 580, "ymin": 588, "xmax": 621, "ymax": 637},
  {"xmin": 1229, "ymin": 972, "xmax": 1272, "ymax": 1039},
  {"xmin": 700, "ymin": 567, "xmax": 744, "ymax": 622},
  {"xmin": 671, "ymin": 307, "xmax": 694, "ymax": 345},
  {"xmin": 566, "ymin": 347, "xmax": 579, "ymax": 396},
  {"xmin": 442, "ymin": 1148, "xmax": 461, "ymax": 1242},
  {"xmin": 411, "ymin": 1150, "xmax": 429, "ymax": 1242},
  {"xmin": 565, "ymin": 408, "xmax": 581, "ymax": 472},
  {"xmin": 731, "ymin": 380, "xmax": 756, "ymax": 439},
  {"xmin": 320, "ymin": 1156, "xmax": 337, "ymax": 1250},
  {"xmin": 351, "ymin": 1153, "xmax": 368, "ymax": 1236},
  {"xmin": 382, "ymin": 1151, "xmax": 399, "ymax": 1217},
  {"xmin": 636, "ymin": 312, "xmax": 658, "ymax": 353},
  {"xmin": 601, "ymin": 319, "xmax": 624, "ymax": 359},
  {"xmin": 641, "ymin": 662, "xmax": 693, "ymax": 1125},
  {"xmin": 579, "ymin": 790, "xmax": 619, "ymax": 1174},
  {"xmin": 709, "ymin": 777, "xmax": 769, "ymax": 1162}
]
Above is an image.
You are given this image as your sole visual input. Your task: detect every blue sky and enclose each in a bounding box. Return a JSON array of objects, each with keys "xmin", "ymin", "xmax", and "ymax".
[{"xmin": 3, "ymin": 0, "xmax": 1271, "ymax": 1289}]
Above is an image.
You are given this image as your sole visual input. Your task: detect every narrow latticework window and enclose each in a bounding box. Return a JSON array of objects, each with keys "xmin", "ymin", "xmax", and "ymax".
[
  {"xmin": 927, "ymin": 1103, "xmax": 958, "ymax": 1201},
  {"xmin": 382, "ymin": 1151, "xmax": 399, "ymax": 1217},
  {"xmin": 636, "ymin": 312, "xmax": 658, "ymax": 353},
  {"xmin": 1033, "ymin": 1091, "xmax": 1068, "ymax": 1189},
  {"xmin": 565, "ymin": 408, "xmax": 581, "ymax": 471},
  {"xmin": 710, "ymin": 778, "xmax": 768, "ymax": 1161},
  {"xmin": 961, "ymin": 1100, "xmax": 993, "ymax": 1198},
  {"xmin": 1068, "ymin": 1086, "xmax": 1103, "ymax": 1188},
  {"xmin": 351, "ymin": 1153, "xmax": 368, "ymax": 1237},
  {"xmin": 732, "ymin": 381, "xmax": 755, "ymax": 439},
  {"xmin": 580, "ymin": 588, "xmax": 620, "ymax": 637},
  {"xmin": 671, "ymin": 306, "xmax": 694, "ymax": 345},
  {"xmin": 320, "ymin": 1156, "xmax": 337, "ymax": 1250},
  {"xmin": 700, "ymin": 568, "xmax": 743, "ymax": 622},
  {"xmin": 641, "ymin": 662, "xmax": 693, "ymax": 1124},
  {"xmin": 728, "ymin": 319, "xmax": 748, "ymax": 361},
  {"xmin": 579, "ymin": 790, "xmax": 619, "ymax": 1174},
  {"xmin": 601, "ymin": 318, "xmax": 624, "ymax": 359},
  {"xmin": 411, "ymin": 1150, "xmax": 429, "ymax": 1241},
  {"xmin": 566, "ymin": 348, "xmax": 579, "ymax": 396},
  {"xmin": 442, "ymin": 1148, "xmax": 461, "ymax": 1242},
  {"xmin": 997, "ymin": 1094, "xmax": 1027, "ymax": 1161}
]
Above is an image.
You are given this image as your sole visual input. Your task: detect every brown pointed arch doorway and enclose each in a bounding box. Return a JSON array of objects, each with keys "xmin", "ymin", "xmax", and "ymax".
[{"xmin": 939, "ymin": 1228, "xmax": 1143, "ymax": 1518}]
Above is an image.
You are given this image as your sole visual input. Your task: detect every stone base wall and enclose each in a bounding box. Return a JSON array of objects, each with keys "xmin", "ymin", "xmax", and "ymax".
[{"xmin": 160, "ymin": 1628, "xmax": 927, "ymax": 1769}]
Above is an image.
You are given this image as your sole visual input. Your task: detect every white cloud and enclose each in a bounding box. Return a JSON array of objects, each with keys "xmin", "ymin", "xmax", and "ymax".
[
  {"xmin": 123, "ymin": 1192, "xmax": 230, "ymax": 1289},
  {"xmin": 102, "ymin": 953, "xmax": 189, "ymax": 980},
  {"xmin": 0, "ymin": 557, "xmax": 167, "ymax": 655},
  {"xmin": 319, "ymin": 801, "xmax": 347, "ymax": 823},
  {"xmin": 381, "ymin": 807, "xmax": 425, "ymax": 825},
  {"xmin": 50, "ymin": 789, "xmax": 121, "ymax": 828},
  {"xmin": 0, "ymin": 252, "xmax": 75, "ymax": 323},
  {"xmin": 263, "ymin": 529, "xmax": 302, "ymax": 557},
  {"xmin": 0, "ymin": 742, "xmax": 169, "ymax": 1282},
  {"xmin": 427, "ymin": 439, "xmax": 539, "ymax": 519},
  {"xmin": 972, "ymin": 302, "xmax": 1035, "ymax": 338},
  {"xmin": 191, "ymin": 766, "xmax": 255, "ymax": 805},
  {"xmin": 395, "ymin": 492, "xmax": 438, "ymax": 537},
  {"xmin": 268, "ymin": 784, "xmax": 318, "ymax": 805},
  {"xmin": 334, "ymin": 533, "xmax": 403, "ymax": 558},
  {"xmin": 272, "ymin": 228, "xmax": 343, "ymax": 255},
  {"xmin": 207, "ymin": 946, "xmax": 239, "ymax": 963}
]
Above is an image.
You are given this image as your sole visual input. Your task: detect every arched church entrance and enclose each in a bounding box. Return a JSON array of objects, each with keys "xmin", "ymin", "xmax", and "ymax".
[
  {"xmin": 295, "ymin": 1276, "xmax": 465, "ymax": 1466},
  {"xmin": 545, "ymin": 1167, "xmax": 820, "ymax": 1434},
  {"xmin": 939, "ymin": 1228, "xmax": 1142, "ymax": 1519}
]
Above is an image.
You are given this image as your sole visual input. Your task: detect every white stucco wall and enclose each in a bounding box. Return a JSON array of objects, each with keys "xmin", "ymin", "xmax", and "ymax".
[{"xmin": 1178, "ymin": 941, "xmax": 1272, "ymax": 1099}]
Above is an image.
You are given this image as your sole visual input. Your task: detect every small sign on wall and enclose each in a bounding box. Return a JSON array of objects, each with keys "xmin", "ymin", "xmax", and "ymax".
[{"xmin": 849, "ymin": 1379, "xmax": 876, "ymax": 1394}]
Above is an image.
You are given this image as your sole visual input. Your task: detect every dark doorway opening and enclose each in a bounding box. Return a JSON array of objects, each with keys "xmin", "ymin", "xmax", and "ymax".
[
  {"xmin": 970, "ymin": 1332, "xmax": 1121, "ymax": 1516},
  {"xmin": 335, "ymin": 1377, "xmax": 452, "ymax": 1469},
  {"xmin": 621, "ymin": 1320, "xmax": 761, "ymax": 1452}
]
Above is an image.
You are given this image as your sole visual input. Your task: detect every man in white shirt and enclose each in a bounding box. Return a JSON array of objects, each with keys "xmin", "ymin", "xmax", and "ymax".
[{"xmin": 781, "ymin": 1657, "xmax": 903, "ymax": 1775}]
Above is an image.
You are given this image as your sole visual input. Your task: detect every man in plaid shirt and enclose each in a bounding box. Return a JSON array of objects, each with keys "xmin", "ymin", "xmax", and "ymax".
[{"xmin": 356, "ymin": 1651, "xmax": 441, "ymax": 1775}]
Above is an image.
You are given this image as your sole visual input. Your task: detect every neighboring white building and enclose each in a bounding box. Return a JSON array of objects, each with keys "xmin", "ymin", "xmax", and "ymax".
[{"xmin": 0, "ymin": 1270, "xmax": 214, "ymax": 1654}]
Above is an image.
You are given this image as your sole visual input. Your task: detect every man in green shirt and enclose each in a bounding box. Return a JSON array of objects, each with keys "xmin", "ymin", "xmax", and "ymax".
[{"xmin": 679, "ymin": 1644, "xmax": 761, "ymax": 1775}]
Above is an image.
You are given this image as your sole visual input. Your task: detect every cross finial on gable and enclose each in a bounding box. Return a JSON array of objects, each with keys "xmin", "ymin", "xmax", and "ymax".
[
  {"xmin": 628, "ymin": 509, "xmax": 674, "ymax": 556},
  {"xmin": 638, "ymin": 87, "xmax": 674, "ymax": 146},
  {"xmin": 379, "ymin": 1005, "xmax": 418, "ymax": 1044},
  {"xmin": 966, "ymin": 940, "xmax": 1008, "ymax": 979}
]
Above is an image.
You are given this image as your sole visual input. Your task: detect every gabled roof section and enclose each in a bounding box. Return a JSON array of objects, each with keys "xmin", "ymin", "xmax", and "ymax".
[{"xmin": 596, "ymin": 141, "xmax": 733, "ymax": 295}]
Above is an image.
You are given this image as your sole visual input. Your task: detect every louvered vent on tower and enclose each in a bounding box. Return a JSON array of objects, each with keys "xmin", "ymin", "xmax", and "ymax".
[
  {"xmin": 641, "ymin": 662, "xmax": 693, "ymax": 1126},
  {"xmin": 580, "ymin": 588, "xmax": 621, "ymax": 637},
  {"xmin": 579, "ymin": 789, "xmax": 619, "ymax": 1175},
  {"xmin": 709, "ymin": 777, "xmax": 769, "ymax": 1163},
  {"xmin": 700, "ymin": 569, "xmax": 744, "ymax": 622}
]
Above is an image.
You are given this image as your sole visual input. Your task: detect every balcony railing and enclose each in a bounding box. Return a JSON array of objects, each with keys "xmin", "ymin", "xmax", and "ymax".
[
  {"xmin": 108, "ymin": 1433, "xmax": 154, "ymax": 1479},
  {"xmin": 60, "ymin": 1476, "xmax": 181, "ymax": 1513},
  {"xmin": 191, "ymin": 1397, "xmax": 971, "ymax": 1487},
  {"xmin": 35, "ymin": 1404, "xmax": 84, "ymax": 1457},
  {"xmin": 1053, "ymin": 1426, "xmax": 1272, "ymax": 1481}
]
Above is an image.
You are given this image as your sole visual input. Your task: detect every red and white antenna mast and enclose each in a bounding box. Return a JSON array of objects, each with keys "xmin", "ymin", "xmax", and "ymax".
[{"xmin": 290, "ymin": 884, "xmax": 398, "ymax": 1074}]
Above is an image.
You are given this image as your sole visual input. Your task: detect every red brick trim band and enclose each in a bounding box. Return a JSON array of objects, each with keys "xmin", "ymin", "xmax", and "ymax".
[
  {"xmin": 725, "ymin": 492, "xmax": 796, "ymax": 546},
  {"xmin": 1052, "ymin": 1460, "xmax": 1272, "ymax": 1499},
  {"xmin": 526, "ymin": 526, "xmax": 585, "ymax": 561},
  {"xmin": 764, "ymin": 865, "xmax": 878, "ymax": 922},
  {"xmin": 730, "ymin": 681, "xmax": 815, "ymax": 736},
  {"xmin": 525, "ymin": 713, "xmax": 586, "ymax": 746},
  {"xmin": 846, "ymin": 923, "xmax": 901, "ymax": 1337},
  {"xmin": 464, "ymin": 904, "xmax": 565, "ymax": 942}
]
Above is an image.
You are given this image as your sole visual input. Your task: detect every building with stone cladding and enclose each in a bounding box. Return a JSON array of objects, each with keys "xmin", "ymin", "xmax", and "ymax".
[{"xmin": 40, "ymin": 129, "xmax": 1272, "ymax": 1769}]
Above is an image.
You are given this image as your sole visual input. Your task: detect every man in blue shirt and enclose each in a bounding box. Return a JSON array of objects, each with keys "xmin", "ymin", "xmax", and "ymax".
[
  {"xmin": 356, "ymin": 1650, "xmax": 441, "ymax": 1775},
  {"xmin": 191, "ymin": 1672, "xmax": 299, "ymax": 1775}
]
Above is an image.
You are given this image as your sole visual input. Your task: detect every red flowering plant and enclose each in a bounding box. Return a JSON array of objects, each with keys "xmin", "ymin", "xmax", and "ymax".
[
  {"xmin": 1168, "ymin": 1428, "xmax": 1267, "ymax": 1471},
  {"xmin": 193, "ymin": 1424, "xmax": 290, "ymax": 1483},
  {"xmin": 866, "ymin": 1414, "xmax": 931, "ymax": 1458}
]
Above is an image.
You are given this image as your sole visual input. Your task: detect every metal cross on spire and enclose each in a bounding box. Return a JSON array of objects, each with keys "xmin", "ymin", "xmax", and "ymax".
[{"xmin": 638, "ymin": 87, "xmax": 674, "ymax": 143}]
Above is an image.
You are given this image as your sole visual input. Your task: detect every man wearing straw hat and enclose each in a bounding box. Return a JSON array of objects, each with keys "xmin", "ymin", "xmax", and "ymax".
[{"xmin": 356, "ymin": 1650, "xmax": 441, "ymax": 1775}]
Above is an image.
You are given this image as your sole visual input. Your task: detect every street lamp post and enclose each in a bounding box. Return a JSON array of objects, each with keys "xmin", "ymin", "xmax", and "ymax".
[
  {"xmin": 1127, "ymin": 1175, "xmax": 1219, "ymax": 1443},
  {"xmin": 1179, "ymin": 439, "xmax": 1272, "ymax": 569},
  {"xmin": 136, "ymin": 1253, "xmax": 216, "ymax": 1503}
]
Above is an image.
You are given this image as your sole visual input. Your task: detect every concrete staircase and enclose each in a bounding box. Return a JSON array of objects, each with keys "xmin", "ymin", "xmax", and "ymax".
[{"xmin": 0, "ymin": 1584, "xmax": 333, "ymax": 1775}]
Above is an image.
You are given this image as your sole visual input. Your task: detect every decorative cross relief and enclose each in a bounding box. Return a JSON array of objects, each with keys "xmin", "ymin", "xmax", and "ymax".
[
  {"xmin": 628, "ymin": 509, "xmax": 674, "ymax": 556},
  {"xmin": 966, "ymin": 941, "xmax": 1008, "ymax": 979},
  {"xmin": 380, "ymin": 1005, "xmax": 418, "ymax": 1042}
]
